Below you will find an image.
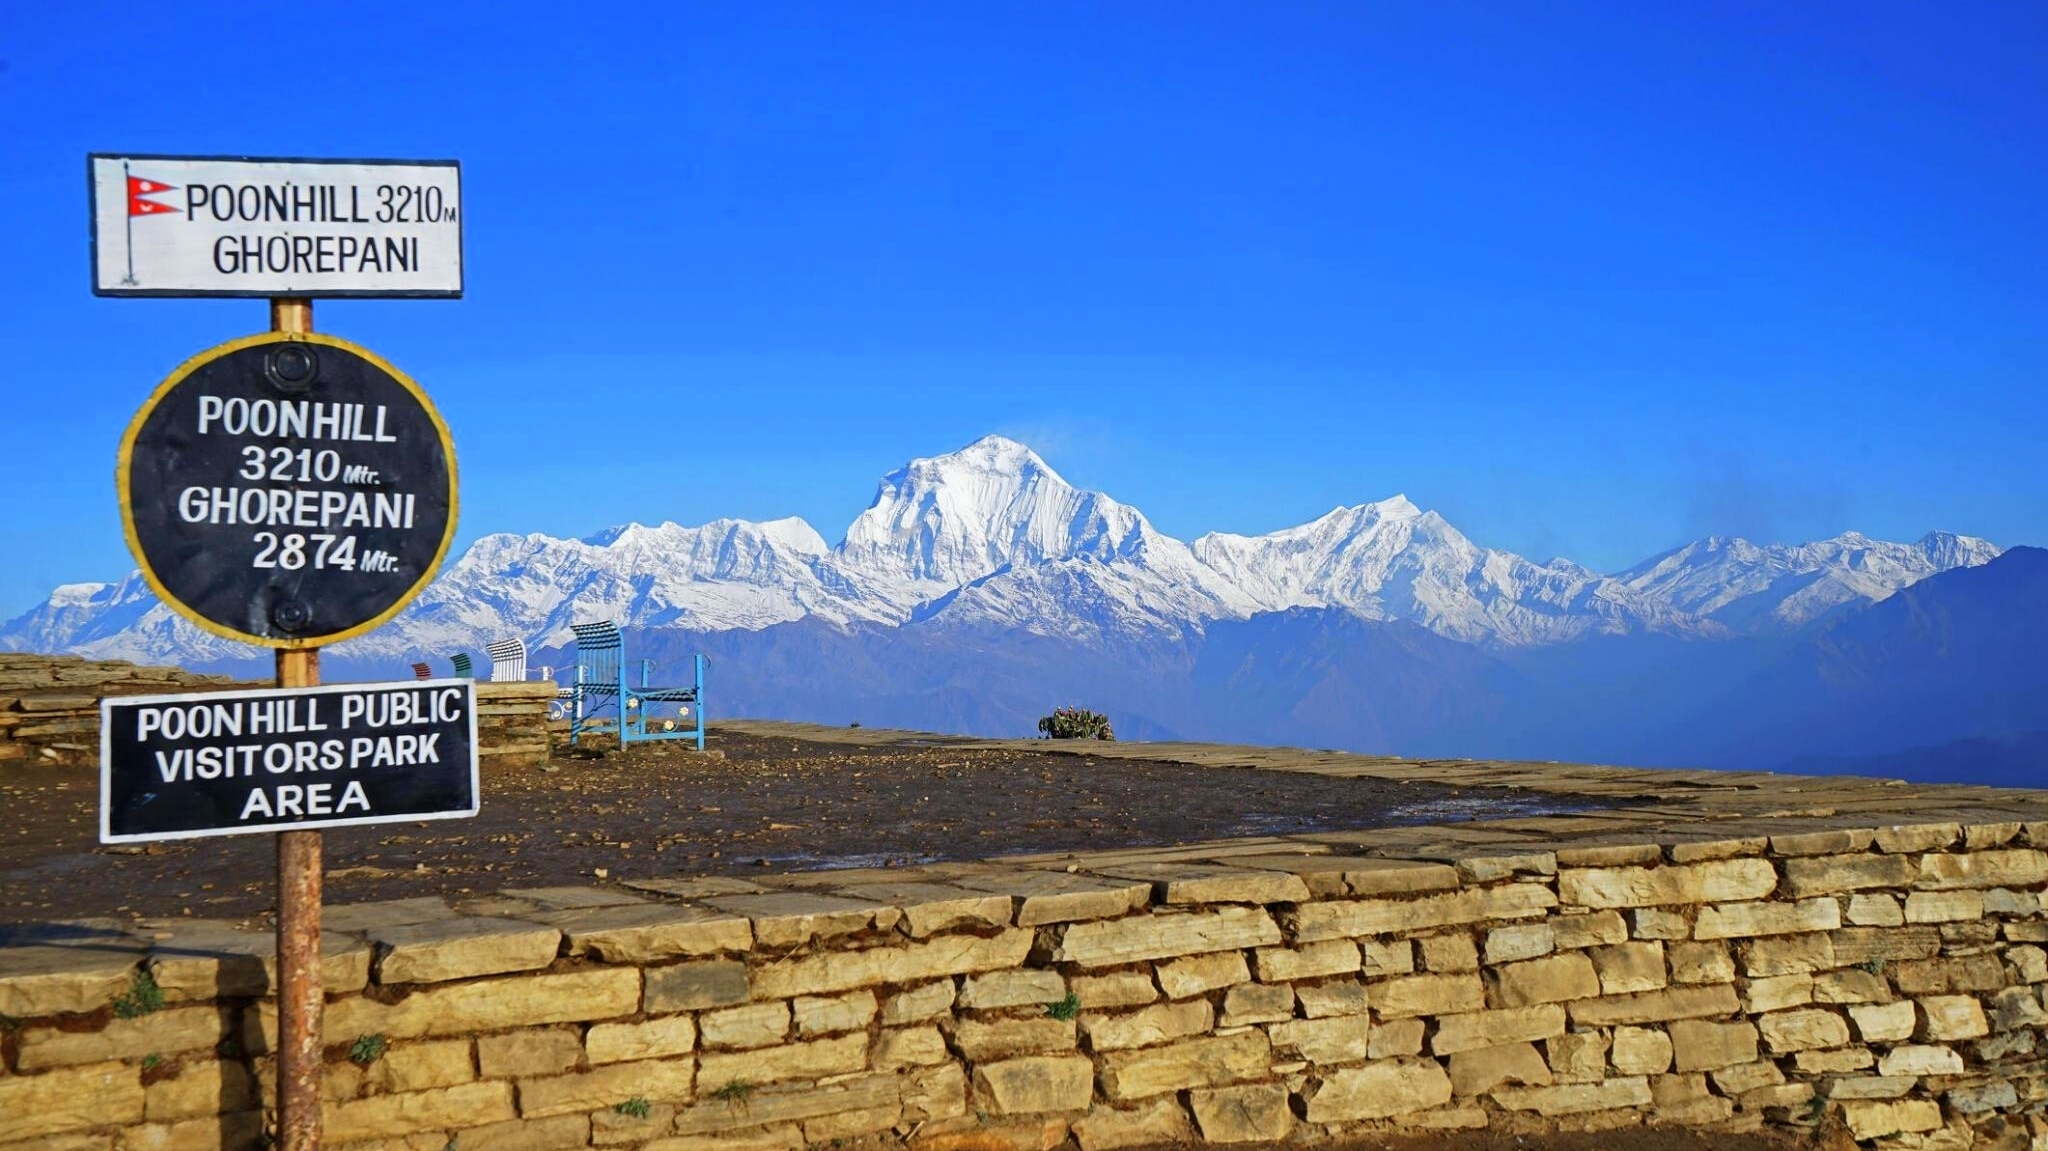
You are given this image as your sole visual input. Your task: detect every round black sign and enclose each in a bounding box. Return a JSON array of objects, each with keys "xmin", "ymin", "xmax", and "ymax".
[{"xmin": 118, "ymin": 332, "xmax": 457, "ymax": 648}]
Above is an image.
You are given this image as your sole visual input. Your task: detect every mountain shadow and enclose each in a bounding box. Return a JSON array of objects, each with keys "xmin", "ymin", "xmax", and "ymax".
[
  {"xmin": 1645, "ymin": 546, "xmax": 2048, "ymax": 771},
  {"xmin": 1780, "ymin": 731, "xmax": 2048, "ymax": 789},
  {"xmin": 1183, "ymin": 607, "xmax": 1525, "ymax": 757}
]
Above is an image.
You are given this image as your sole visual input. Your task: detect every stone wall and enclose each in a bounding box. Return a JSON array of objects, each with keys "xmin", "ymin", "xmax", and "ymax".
[
  {"xmin": 0, "ymin": 654, "xmax": 237, "ymax": 768},
  {"xmin": 2, "ymin": 820, "xmax": 2044, "ymax": 1151},
  {"xmin": 475, "ymin": 682, "xmax": 557, "ymax": 770},
  {"xmin": 0, "ymin": 655, "xmax": 554, "ymax": 771}
]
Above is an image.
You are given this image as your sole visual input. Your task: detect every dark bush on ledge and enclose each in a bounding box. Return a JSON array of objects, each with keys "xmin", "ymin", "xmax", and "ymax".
[{"xmin": 1038, "ymin": 707, "xmax": 1115, "ymax": 741}]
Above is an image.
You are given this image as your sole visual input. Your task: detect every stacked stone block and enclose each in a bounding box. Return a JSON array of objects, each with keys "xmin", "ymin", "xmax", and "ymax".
[
  {"xmin": 2, "ymin": 823, "xmax": 2045, "ymax": 1151},
  {"xmin": 0, "ymin": 654, "xmax": 237, "ymax": 767},
  {"xmin": 473, "ymin": 682, "xmax": 555, "ymax": 771},
  {"xmin": 0, "ymin": 655, "xmax": 553, "ymax": 772}
]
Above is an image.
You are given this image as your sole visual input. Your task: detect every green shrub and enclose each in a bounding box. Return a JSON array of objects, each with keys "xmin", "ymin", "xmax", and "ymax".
[
  {"xmin": 113, "ymin": 969, "xmax": 165, "ymax": 1019},
  {"xmin": 348, "ymin": 1034, "xmax": 388, "ymax": 1066},
  {"xmin": 614, "ymin": 1097, "xmax": 653, "ymax": 1119},
  {"xmin": 1045, "ymin": 992, "xmax": 1081, "ymax": 1021},
  {"xmin": 1037, "ymin": 707, "xmax": 1114, "ymax": 741}
]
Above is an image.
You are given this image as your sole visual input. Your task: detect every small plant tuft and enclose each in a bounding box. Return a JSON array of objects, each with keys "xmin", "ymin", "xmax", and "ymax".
[
  {"xmin": 113, "ymin": 969, "xmax": 165, "ymax": 1019},
  {"xmin": 348, "ymin": 1034, "xmax": 388, "ymax": 1066},
  {"xmin": 1859, "ymin": 957, "xmax": 1886, "ymax": 975},
  {"xmin": 141, "ymin": 1053, "xmax": 163, "ymax": 1071},
  {"xmin": 1800, "ymin": 1091, "xmax": 1829, "ymax": 1127},
  {"xmin": 1037, "ymin": 707, "xmax": 1114, "ymax": 741},
  {"xmin": 1045, "ymin": 992, "xmax": 1081, "ymax": 1021},
  {"xmin": 613, "ymin": 1097, "xmax": 653, "ymax": 1120},
  {"xmin": 710, "ymin": 1080, "xmax": 757, "ymax": 1108}
]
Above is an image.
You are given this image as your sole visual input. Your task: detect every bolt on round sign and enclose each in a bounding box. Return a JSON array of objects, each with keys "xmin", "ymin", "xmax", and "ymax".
[{"xmin": 118, "ymin": 332, "xmax": 457, "ymax": 647}]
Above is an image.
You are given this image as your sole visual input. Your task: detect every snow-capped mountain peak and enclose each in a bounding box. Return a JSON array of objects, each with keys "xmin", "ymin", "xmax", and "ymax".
[
  {"xmin": 1613, "ymin": 528, "xmax": 2004, "ymax": 633},
  {"xmin": 395, "ymin": 515, "xmax": 889, "ymax": 654},
  {"xmin": 1193, "ymin": 495, "xmax": 1696, "ymax": 645},
  {"xmin": 579, "ymin": 517, "xmax": 830, "ymax": 566},
  {"xmin": 1916, "ymin": 530, "xmax": 2003, "ymax": 571},
  {"xmin": 1351, "ymin": 493, "xmax": 1421, "ymax": 521},
  {"xmin": 48, "ymin": 582, "xmax": 114, "ymax": 605},
  {"xmin": 836, "ymin": 434, "xmax": 1153, "ymax": 587}
]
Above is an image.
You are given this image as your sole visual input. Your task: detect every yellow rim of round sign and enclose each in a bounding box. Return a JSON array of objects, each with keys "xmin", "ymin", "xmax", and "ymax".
[{"xmin": 115, "ymin": 331, "xmax": 460, "ymax": 650}]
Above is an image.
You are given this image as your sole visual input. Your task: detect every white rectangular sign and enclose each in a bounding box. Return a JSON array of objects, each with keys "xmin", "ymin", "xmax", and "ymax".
[
  {"xmin": 101, "ymin": 679, "xmax": 480, "ymax": 843},
  {"xmin": 90, "ymin": 154, "xmax": 462, "ymax": 297}
]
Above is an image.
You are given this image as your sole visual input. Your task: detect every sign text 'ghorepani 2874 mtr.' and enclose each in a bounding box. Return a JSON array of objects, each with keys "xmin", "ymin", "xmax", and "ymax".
[{"xmin": 89, "ymin": 154, "xmax": 462, "ymax": 297}]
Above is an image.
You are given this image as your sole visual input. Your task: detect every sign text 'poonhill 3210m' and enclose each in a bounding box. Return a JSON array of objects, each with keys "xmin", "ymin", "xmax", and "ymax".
[{"xmin": 89, "ymin": 154, "xmax": 462, "ymax": 297}]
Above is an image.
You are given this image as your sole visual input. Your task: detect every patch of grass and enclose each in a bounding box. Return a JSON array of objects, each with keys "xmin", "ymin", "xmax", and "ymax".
[
  {"xmin": 1045, "ymin": 992, "xmax": 1081, "ymax": 1021},
  {"xmin": 141, "ymin": 1053, "xmax": 163, "ymax": 1071},
  {"xmin": 613, "ymin": 1097, "xmax": 653, "ymax": 1120},
  {"xmin": 709, "ymin": 1080, "xmax": 756, "ymax": 1108},
  {"xmin": 348, "ymin": 1034, "xmax": 388, "ymax": 1066},
  {"xmin": 112, "ymin": 969, "xmax": 165, "ymax": 1019}
]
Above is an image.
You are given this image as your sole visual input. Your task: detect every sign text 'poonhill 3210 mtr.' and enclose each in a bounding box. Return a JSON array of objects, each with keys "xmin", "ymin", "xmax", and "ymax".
[{"xmin": 117, "ymin": 331, "xmax": 458, "ymax": 647}]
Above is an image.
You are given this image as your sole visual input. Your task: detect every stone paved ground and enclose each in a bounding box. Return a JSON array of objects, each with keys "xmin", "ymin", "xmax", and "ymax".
[
  {"xmin": 726, "ymin": 718, "xmax": 2048, "ymax": 862},
  {"xmin": 4, "ymin": 715, "xmax": 2045, "ymax": 929},
  {"xmin": 0, "ymin": 725, "xmax": 1593, "ymax": 925}
]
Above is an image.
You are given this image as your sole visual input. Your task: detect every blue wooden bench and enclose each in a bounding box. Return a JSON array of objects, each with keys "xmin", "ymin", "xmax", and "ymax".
[{"xmin": 567, "ymin": 620, "xmax": 706, "ymax": 751}]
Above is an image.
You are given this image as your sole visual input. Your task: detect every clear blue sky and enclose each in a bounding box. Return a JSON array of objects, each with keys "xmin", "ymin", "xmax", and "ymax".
[{"xmin": 4, "ymin": 2, "xmax": 2044, "ymax": 616}]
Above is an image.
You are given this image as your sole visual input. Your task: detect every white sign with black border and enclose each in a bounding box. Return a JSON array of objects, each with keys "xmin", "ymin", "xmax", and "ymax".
[
  {"xmin": 89, "ymin": 154, "xmax": 463, "ymax": 297},
  {"xmin": 100, "ymin": 679, "xmax": 479, "ymax": 843}
]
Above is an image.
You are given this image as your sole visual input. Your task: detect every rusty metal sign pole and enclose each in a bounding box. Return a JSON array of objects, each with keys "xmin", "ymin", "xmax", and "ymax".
[{"xmin": 271, "ymin": 295, "xmax": 325, "ymax": 1151}]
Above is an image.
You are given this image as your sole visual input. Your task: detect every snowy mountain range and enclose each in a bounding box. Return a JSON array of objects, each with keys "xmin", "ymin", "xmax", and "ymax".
[
  {"xmin": 0, "ymin": 434, "xmax": 2003, "ymax": 669},
  {"xmin": 1614, "ymin": 530, "xmax": 2004, "ymax": 634}
]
